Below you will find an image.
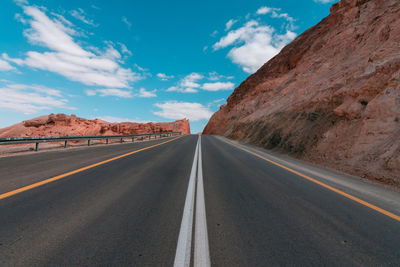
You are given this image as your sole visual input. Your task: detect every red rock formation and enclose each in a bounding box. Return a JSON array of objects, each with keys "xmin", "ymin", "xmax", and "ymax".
[
  {"xmin": 203, "ymin": 0, "xmax": 400, "ymax": 186},
  {"xmin": 0, "ymin": 113, "xmax": 190, "ymax": 137}
]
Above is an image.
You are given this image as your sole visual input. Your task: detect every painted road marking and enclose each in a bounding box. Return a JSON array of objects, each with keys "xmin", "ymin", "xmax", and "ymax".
[
  {"xmin": 0, "ymin": 136, "xmax": 183, "ymax": 200},
  {"xmin": 194, "ymin": 136, "xmax": 211, "ymax": 267},
  {"xmin": 174, "ymin": 135, "xmax": 211, "ymax": 267},
  {"xmin": 221, "ymin": 138, "xmax": 400, "ymax": 223},
  {"xmin": 174, "ymin": 137, "xmax": 199, "ymax": 267}
]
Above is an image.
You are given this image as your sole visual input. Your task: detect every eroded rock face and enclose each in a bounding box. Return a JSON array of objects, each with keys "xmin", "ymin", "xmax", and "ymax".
[
  {"xmin": 0, "ymin": 114, "xmax": 190, "ymax": 137},
  {"xmin": 203, "ymin": 0, "xmax": 400, "ymax": 186}
]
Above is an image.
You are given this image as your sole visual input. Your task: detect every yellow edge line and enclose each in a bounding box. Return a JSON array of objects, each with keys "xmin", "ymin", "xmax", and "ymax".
[
  {"xmin": 221, "ymin": 138, "xmax": 400, "ymax": 222},
  {"xmin": 0, "ymin": 135, "xmax": 183, "ymax": 200}
]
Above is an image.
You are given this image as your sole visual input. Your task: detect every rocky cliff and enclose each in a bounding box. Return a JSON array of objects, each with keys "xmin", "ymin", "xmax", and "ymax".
[
  {"xmin": 203, "ymin": 0, "xmax": 400, "ymax": 186},
  {"xmin": 0, "ymin": 113, "xmax": 190, "ymax": 137}
]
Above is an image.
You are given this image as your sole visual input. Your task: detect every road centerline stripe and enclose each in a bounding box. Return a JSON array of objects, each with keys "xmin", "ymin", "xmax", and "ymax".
[
  {"xmin": 174, "ymin": 137, "xmax": 199, "ymax": 267},
  {"xmin": 220, "ymin": 137, "xmax": 400, "ymax": 223},
  {"xmin": 194, "ymin": 136, "xmax": 211, "ymax": 267},
  {"xmin": 0, "ymin": 136, "xmax": 183, "ymax": 200}
]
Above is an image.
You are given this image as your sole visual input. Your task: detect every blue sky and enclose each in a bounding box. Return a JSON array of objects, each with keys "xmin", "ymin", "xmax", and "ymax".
[{"xmin": 0, "ymin": 0, "xmax": 338, "ymax": 133}]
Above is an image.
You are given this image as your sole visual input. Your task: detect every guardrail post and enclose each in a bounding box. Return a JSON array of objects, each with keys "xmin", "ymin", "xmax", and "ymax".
[
  {"xmin": 106, "ymin": 138, "xmax": 108, "ymax": 144},
  {"xmin": 132, "ymin": 137, "xmax": 134, "ymax": 143},
  {"xmin": 120, "ymin": 138, "xmax": 123, "ymax": 143},
  {"xmin": 64, "ymin": 140, "xmax": 68, "ymax": 148},
  {"xmin": 35, "ymin": 142, "xmax": 39, "ymax": 151},
  {"xmin": 88, "ymin": 140, "xmax": 90, "ymax": 146}
]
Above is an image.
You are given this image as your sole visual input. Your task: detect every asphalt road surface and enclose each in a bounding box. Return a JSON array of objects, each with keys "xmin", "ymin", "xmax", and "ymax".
[{"xmin": 0, "ymin": 134, "xmax": 399, "ymax": 266}]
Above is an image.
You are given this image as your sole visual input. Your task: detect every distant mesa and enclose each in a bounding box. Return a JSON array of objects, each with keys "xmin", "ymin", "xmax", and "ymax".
[
  {"xmin": 203, "ymin": 0, "xmax": 400, "ymax": 187},
  {"xmin": 0, "ymin": 113, "xmax": 190, "ymax": 137}
]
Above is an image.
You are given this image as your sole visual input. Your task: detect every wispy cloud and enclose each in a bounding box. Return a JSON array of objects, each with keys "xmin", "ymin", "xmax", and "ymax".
[
  {"xmin": 225, "ymin": 19, "xmax": 238, "ymax": 31},
  {"xmin": 122, "ymin": 16, "xmax": 132, "ymax": 29},
  {"xmin": 118, "ymin": 42, "xmax": 132, "ymax": 56},
  {"xmin": 0, "ymin": 82, "xmax": 73, "ymax": 114},
  {"xmin": 157, "ymin": 73, "xmax": 174, "ymax": 81},
  {"xmin": 0, "ymin": 59, "xmax": 15, "ymax": 71},
  {"xmin": 153, "ymin": 101, "xmax": 213, "ymax": 121},
  {"xmin": 208, "ymin": 98, "xmax": 226, "ymax": 107},
  {"xmin": 3, "ymin": 5, "xmax": 140, "ymax": 88},
  {"xmin": 167, "ymin": 72, "xmax": 235, "ymax": 93},
  {"xmin": 70, "ymin": 8, "xmax": 96, "ymax": 26},
  {"xmin": 137, "ymin": 88, "xmax": 157, "ymax": 98},
  {"xmin": 86, "ymin": 88, "xmax": 133, "ymax": 98},
  {"xmin": 256, "ymin": 6, "xmax": 294, "ymax": 22},
  {"xmin": 207, "ymin": 71, "xmax": 234, "ymax": 81},
  {"xmin": 166, "ymin": 86, "xmax": 198, "ymax": 93},
  {"xmin": 210, "ymin": 30, "xmax": 218, "ymax": 37},
  {"xmin": 313, "ymin": 0, "xmax": 336, "ymax": 3},
  {"xmin": 91, "ymin": 4, "xmax": 101, "ymax": 10},
  {"xmin": 95, "ymin": 116, "xmax": 150, "ymax": 123},
  {"xmin": 13, "ymin": 0, "xmax": 28, "ymax": 6},
  {"xmin": 8, "ymin": 83, "xmax": 62, "ymax": 96}
]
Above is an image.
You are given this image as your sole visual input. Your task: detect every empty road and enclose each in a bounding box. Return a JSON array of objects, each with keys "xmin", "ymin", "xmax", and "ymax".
[{"xmin": 0, "ymin": 134, "xmax": 399, "ymax": 266}]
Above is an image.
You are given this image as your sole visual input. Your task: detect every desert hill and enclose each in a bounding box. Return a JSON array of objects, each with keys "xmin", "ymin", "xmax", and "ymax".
[
  {"xmin": 0, "ymin": 113, "xmax": 190, "ymax": 137},
  {"xmin": 203, "ymin": 0, "xmax": 400, "ymax": 186}
]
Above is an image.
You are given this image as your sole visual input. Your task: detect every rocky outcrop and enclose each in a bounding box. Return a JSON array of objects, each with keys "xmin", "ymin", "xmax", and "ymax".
[
  {"xmin": 203, "ymin": 0, "xmax": 400, "ymax": 187},
  {"xmin": 0, "ymin": 113, "xmax": 190, "ymax": 137}
]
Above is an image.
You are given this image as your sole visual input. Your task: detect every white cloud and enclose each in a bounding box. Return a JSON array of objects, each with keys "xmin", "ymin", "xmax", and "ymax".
[
  {"xmin": 201, "ymin": 82, "xmax": 235, "ymax": 91},
  {"xmin": 134, "ymin": 63, "xmax": 146, "ymax": 72},
  {"xmin": 207, "ymin": 71, "xmax": 234, "ymax": 81},
  {"xmin": 256, "ymin": 7, "xmax": 273, "ymax": 15},
  {"xmin": 137, "ymin": 88, "xmax": 157, "ymax": 98},
  {"xmin": 256, "ymin": 6, "xmax": 294, "ymax": 23},
  {"xmin": 209, "ymin": 98, "xmax": 226, "ymax": 105},
  {"xmin": 0, "ymin": 59, "xmax": 15, "ymax": 71},
  {"xmin": 225, "ymin": 19, "xmax": 238, "ymax": 31},
  {"xmin": 95, "ymin": 116, "xmax": 150, "ymax": 123},
  {"xmin": 103, "ymin": 45, "xmax": 121, "ymax": 60},
  {"xmin": 2, "ymin": 53, "xmax": 24, "ymax": 65},
  {"xmin": 213, "ymin": 20, "xmax": 296, "ymax": 73},
  {"xmin": 166, "ymin": 72, "xmax": 203, "ymax": 93},
  {"xmin": 167, "ymin": 72, "xmax": 234, "ymax": 93},
  {"xmin": 157, "ymin": 73, "xmax": 174, "ymax": 81},
  {"xmin": 0, "ymin": 83, "xmax": 73, "ymax": 114},
  {"xmin": 70, "ymin": 8, "xmax": 96, "ymax": 26},
  {"xmin": 153, "ymin": 101, "xmax": 213, "ymax": 121},
  {"xmin": 14, "ymin": 0, "xmax": 28, "ymax": 6},
  {"xmin": 51, "ymin": 12, "xmax": 74, "ymax": 27},
  {"xmin": 166, "ymin": 86, "xmax": 198, "ymax": 93},
  {"xmin": 15, "ymin": 13, "xmax": 27, "ymax": 24},
  {"xmin": 122, "ymin": 16, "xmax": 132, "ymax": 29},
  {"xmin": 271, "ymin": 11, "xmax": 294, "ymax": 22},
  {"xmin": 85, "ymin": 88, "xmax": 132, "ymax": 98},
  {"xmin": 4, "ymin": 5, "xmax": 139, "ymax": 88},
  {"xmin": 8, "ymin": 83, "xmax": 62, "ymax": 96},
  {"xmin": 314, "ymin": 0, "xmax": 336, "ymax": 3},
  {"xmin": 180, "ymin": 72, "xmax": 203, "ymax": 88}
]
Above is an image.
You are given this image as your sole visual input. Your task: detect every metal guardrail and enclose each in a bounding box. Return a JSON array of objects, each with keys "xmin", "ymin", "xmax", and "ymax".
[{"xmin": 0, "ymin": 132, "xmax": 181, "ymax": 151}]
